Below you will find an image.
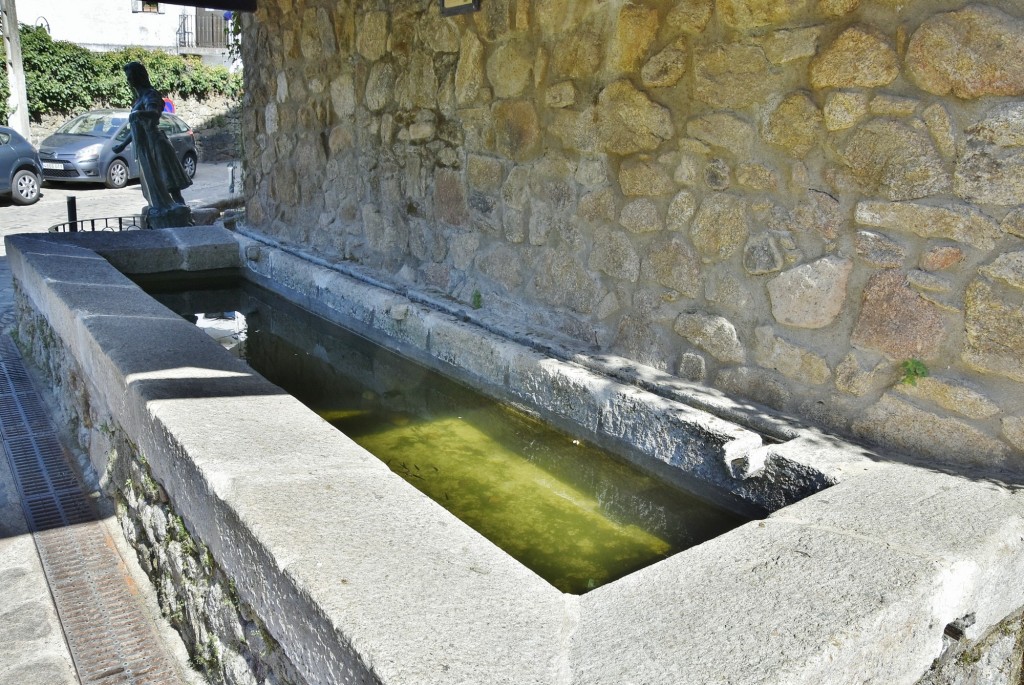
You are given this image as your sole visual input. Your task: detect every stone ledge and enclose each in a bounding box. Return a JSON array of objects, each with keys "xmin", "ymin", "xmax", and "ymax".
[{"xmin": 7, "ymin": 227, "xmax": 1024, "ymax": 685}]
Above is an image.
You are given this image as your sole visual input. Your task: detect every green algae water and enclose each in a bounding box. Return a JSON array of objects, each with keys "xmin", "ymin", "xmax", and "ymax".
[{"xmin": 152, "ymin": 282, "xmax": 749, "ymax": 594}]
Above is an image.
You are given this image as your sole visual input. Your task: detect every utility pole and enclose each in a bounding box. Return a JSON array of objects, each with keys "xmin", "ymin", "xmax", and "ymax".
[{"xmin": 0, "ymin": 0, "xmax": 29, "ymax": 137}]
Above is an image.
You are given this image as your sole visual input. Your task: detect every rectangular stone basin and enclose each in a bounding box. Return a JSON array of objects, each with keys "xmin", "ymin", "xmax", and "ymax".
[{"xmin": 7, "ymin": 226, "xmax": 1024, "ymax": 685}]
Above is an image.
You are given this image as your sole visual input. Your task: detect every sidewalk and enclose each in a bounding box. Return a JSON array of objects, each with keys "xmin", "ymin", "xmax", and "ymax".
[{"xmin": 0, "ymin": 168, "xmax": 234, "ymax": 684}]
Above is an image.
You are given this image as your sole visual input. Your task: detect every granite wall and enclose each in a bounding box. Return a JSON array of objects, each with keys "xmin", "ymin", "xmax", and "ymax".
[{"xmin": 239, "ymin": 0, "xmax": 1024, "ymax": 470}]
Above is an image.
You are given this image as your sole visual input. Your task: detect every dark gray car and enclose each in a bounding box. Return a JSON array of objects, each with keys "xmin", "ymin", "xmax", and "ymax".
[
  {"xmin": 39, "ymin": 109, "xmax": 198, "ymax": 189},
  {"xmin": 0, "ymin": 126, "xmax": 42, "ymax": 205}
]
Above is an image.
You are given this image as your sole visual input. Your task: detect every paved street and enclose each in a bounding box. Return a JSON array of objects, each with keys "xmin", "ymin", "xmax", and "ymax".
[{"xmin": 0, "ymin": 161, "xmax": 238, "ymax": 234}]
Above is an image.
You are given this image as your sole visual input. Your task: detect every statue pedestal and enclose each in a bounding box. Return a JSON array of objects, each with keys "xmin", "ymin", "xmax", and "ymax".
[{"xmin": 143, "ymin": 203, "xmax": 193, "ymax": 229}]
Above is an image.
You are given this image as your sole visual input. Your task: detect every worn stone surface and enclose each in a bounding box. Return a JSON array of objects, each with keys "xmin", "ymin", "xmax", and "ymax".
[
  {"xmin": 743, "ymin": 232, "xmax": 784, "ymax": 275},
  {"xmin": 589, "ymin": 228, "xmax": 640, "ymax": 282},
  {"xmin": 963, "ymin": 278, "xmax": 1024, "ymax": 383},
  {"xmin": 619, "ymin": 159, "xmax": 674, "ymax": 197},
  {"xmin": 922, "ymin": 103, "xmax": 957, "ymax": 159},
  {"xmin": 855, "ymin": 201, "xmax": 1001, "ymax": 251},
  {"xmin": 754, "ymin": 327, "xmax": 831, "ymax": 385},
  {"xmin": 819, "ymin": 0, "xmax": 859, "ymax": 17},
  {"xmin": 693, "ymin": 44, "xmax": 784, "ymax": 109},
  {"xmin": 435, "ymin": 168, "xmax": 468, "ymax": 227},
  {"xmin": 980, "ymin": 251, "xmax": 1024, "ymax": 290},
  {"xmin": 455, "ymin": 32, "xmax": 486, "ymax": 105},
  {"xmin": 619, "ymin": 198, "xmax": 662, "ymax": 234},
  {"xmin": 853, "ymin": 395, "xmax": 1010, "ymax": 466},
  {"xmin": 673, "ymin": 312, "xmax": 746, "ymax": 364},
  {"xmin": 641, "ymin": 39, "xmax": 688, "ymax": 89},
  {"xmin": 1003, "ymin": 208, "xmax": 1024, "ymax": 239},
  {"xmin": 1004, "ymin": 417, "xmax": 1024, "ymax": 452},
  {"xmin": 687, "ymin": 112, "xmax": 756, "ymax": 156},
  {"xmin": 758, "ymin": 27, "xmax": 820, "ymax": 64},
  {"xmin": 763, "ymin": 92, "xmax": 822, "ymax": 159},
  {"xmin": 487, "ymin": 42, "xmax": 534, "ymax": 99},
  {"xmin": 717, "ymin": 0, "xmax": 811, "ymax": 32},
  {"xmin": 597, "ymin": 81, "xmax": 673, "ymax": 155},
  {"xmin": 493, "ymin": 100, "xmax": 541, "ymax": 161},
  {"xmin": 824, "ymin": 90, "xmax": 869, "ymax": 131},
  {"xmin": 896, "ymin": 376, "xmax": 1000, "ymax": 421},
  {"xmin": 856, "ymin": 230, "xmax": 905, "ymax": 268},
  {"xmin": 835, "ymin": 352, "xmax": 890, "ymax": 397},
  {"xmin": 920, "ymin": 246, "xmax": 965, "ymax": 272},
  {"xmin": 810, "ymin": 26, "xmax": 899, "ymax": 89},
  {"xmin": 767, "ymin": 257, "xmax": 852, "ymax": 329},
  {"xmin": 690, "ymin": 193, "xmax": 748, "ymax": 263},
  {"xmin": 851, "ymin": 270, "xmax": 946, "ymax": 361},
  {"xmin": 790, "ymin": 190, "xmax": 843, "ymax": 241},
  {"xmin": 665, "ymin": 0, "xmax": 713, "ymax": 34},
  {"xmin": 642, "ymin": 236, "xmax": 701, "ymax": 298},
  {"xmin": 607, "ymin": 4, "xmax": 658, "ymax": 74},
  {"xmin": 955, "ymin": 102, "xmax": 1024, "ymax": 206},
  {"xmin": 357, "ymin": 11, "xmax": 388, "ymax": 61},
  {"xmin": 545, "ymin": 81, "xmax": 576, "ymax": 108},
  {"xmin": 838, "ymin": 120, "xmax": 950, "ymax": 201},
  {"xmin": 907, "ymin": 6, "xmax": 1024, "ymax": 99},
  {"xmin": 736, "ymin": 164, "xmax": 778, "ymax": 191},
  {"xmin": 666, "ymin": 190, "xmax": 697, "ymax": 231}
]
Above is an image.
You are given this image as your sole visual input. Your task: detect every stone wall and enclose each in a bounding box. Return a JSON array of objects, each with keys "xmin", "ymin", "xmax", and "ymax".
[{"xmin": 239, "ymin": 0, "xmax": 1024, "ymax": 470}]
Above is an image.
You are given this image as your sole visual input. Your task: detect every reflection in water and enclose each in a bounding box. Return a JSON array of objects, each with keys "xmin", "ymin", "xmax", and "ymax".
[{"xmin": 153, "ymin": 283, "xmax": 749, "ymax": 594}]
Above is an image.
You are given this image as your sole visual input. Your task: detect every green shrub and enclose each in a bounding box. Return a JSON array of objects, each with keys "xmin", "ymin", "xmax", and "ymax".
[{"xmin": 0, "ymin": 24, "xmax": 242, "ymax": 119}]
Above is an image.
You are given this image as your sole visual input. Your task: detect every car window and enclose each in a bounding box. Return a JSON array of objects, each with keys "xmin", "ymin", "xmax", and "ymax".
[
  {"xmin": 56, "ymin": 112, "xmax": 128, "ymax": 137},
  {"xmin": 158, "ymin": 117, "xmax": 176, "ymax": 134},
  {"xmin": 115, "ymin": 126, "xmax": 130, "ymax": 143},
  {"xmin": 0, "ymin": 132, "xmax": 9, "ymax": 145}
]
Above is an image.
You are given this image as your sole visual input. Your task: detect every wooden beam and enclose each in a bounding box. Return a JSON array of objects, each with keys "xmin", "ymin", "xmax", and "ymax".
[{"xmin": 159, "ymin": 0, "xmax": 256, "ymax": 12}]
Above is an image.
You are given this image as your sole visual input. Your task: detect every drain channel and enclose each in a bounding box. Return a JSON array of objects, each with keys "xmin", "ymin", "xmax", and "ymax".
[{"xmin": 0, "ymin": 336, "xmax": 185, "ymax": 685}]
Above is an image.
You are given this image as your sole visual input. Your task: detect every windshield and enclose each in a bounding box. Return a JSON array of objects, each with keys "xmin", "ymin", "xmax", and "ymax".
[{"xmin": 56, "ymin": 112, "xmax": 128, "ymax": 137}]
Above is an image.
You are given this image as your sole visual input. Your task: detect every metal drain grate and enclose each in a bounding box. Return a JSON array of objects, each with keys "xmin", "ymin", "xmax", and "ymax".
[{"xmin": 0, "ymin": 335, "xmax": 185, "ymax": 685}]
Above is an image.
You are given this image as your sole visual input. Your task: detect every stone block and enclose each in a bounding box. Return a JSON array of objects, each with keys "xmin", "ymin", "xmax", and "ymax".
[
  {"xmin": 855, "ymin": 201, "xmax": 1000, "ymax": 251},
  {"xmin": 810, "ymin": 25, "xmax": 899, "ymax": 89},
  {"xmin": 853, "ymin": 395, "xmax": 1010, "ymax": 467},
  {"xmin": 763, "ymin": 92, "xmax": 822, "ymax": 159},
  {"xmin": 767, "ymin": 256, "xmax": 851, "ymax": 329},
  {"xmin": 907, "ymin": 6, "xmax": 1024, "ymax": 99},
  {"xmin": 596, "ymin": 80, "xmax": 673, "ymax": 155},
  {"xmin": 963, "ymin": 279, "xmax": 1024, "ymax": 383},
  {"xmin": 754, "ymin": 327, "xmax": 831, "ymax": 385},
  {"xmin": 693, "ymin": 43, "xmax": 784, "ymax": 109},
  {"xmin": 673, "ymin": 312, "xmax": 745, "ymax": 364},
  {"xmin": 851, "ymin": 270, "xmax": 946, "ymax": 361},
  {"xmin": 691, "ymin": 193, "xmax": 748, "ymax": 263}
]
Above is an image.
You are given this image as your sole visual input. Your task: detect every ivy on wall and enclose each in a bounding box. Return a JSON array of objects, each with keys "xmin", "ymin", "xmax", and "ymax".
[{"xmin": 1, "ymin": 25, "xmax": 242, "ymax": 120}]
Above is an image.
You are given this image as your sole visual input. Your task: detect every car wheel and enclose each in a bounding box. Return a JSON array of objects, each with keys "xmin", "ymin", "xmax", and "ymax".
[
  {"xmin": 11, "ymin": 169, "xmax": 41, "ymax": 205},
  {"xmin": 182, "ymin": 152, "xmax": 197, "ymax": 179},
  {"xmin": 106, "ymin": 159, "xmax": 130, "ymax": 189}
]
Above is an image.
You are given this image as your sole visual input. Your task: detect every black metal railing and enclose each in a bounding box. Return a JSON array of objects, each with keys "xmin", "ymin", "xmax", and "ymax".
[{"xmin": 49, "ymin": 215, "xmax": 143, "ymax": 233}]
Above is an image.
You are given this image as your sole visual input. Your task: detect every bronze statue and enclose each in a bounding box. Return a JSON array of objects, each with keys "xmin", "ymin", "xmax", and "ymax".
[{"xmin": 112, "ymin": 61, "xmax": 193, "ymax": 228}]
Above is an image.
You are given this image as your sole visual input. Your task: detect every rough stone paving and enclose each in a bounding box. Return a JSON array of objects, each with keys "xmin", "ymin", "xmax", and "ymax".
[{"xmin": 240, "ymin": 0, "xmax": 1024, "ymax": 470}]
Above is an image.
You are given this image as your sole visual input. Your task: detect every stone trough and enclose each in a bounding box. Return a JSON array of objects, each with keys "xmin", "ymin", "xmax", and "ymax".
[{"xmin": 7, "ymin": 226, "xmax": 1024, "ymax": 685}]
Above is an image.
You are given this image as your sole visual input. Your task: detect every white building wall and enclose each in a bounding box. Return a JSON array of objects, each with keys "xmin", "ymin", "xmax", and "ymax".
[{"xmin": 27, "ymin": 0, "xmax": 193, "ymax": 51}]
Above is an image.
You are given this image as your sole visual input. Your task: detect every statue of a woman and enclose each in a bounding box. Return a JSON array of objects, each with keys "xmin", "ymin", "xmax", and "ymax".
[{"xmin": 112, "ymin": 61, "xmax": 193, "ymax": 228}]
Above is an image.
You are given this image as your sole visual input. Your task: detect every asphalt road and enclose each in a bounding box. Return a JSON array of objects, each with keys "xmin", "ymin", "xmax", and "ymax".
[{"xmin": 0, "ymin": 161, "xmax": 238, "ymax": 235}]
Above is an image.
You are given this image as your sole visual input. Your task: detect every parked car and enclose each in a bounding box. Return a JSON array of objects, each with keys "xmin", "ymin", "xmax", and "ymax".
[
  {"xmin": 38, "ymin": 109, "xmax": 198, "ymax": 190},
  {"xmin": 0, "ymin": 126, "xmax": 42, "ymax": 205}
]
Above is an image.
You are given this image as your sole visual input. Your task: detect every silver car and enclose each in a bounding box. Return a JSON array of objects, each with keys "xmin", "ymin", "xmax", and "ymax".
[
  {"xmin": 38, "ymin": 109, "xmax": 198, "ymax": 189},
  {"xmin": 0, "ymin": 126, "xmax": 42, "ymax": 205}
]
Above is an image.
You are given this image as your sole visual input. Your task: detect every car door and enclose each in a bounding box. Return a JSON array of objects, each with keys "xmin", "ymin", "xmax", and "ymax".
[
  {"xmin": 111, "ymin": 124, "xmax": 138, "ymax": 177},
  {"xmin": 0, "ymin": 131, "xmax": 16, "ymax": 189}
]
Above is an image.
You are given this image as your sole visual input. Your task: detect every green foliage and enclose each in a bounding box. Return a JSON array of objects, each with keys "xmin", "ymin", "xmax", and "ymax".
[
  {"xmin": 471, "ymin": 290, "xmax": 483, "ymax": 309},
  {"xmin": 899, "ymin": 359, "xmax": 929, "ymax": 386},
  {"xmin": 21, "ymin": 26, "xmax": 100, "ymax": 117},
  {"xmin": 0, "ymin": 24, "xmax": 242, "ymax": 119}
]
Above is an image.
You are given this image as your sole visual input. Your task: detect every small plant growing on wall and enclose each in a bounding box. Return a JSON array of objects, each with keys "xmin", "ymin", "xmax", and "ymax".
[
  {"xmin": 899, "ymin": 359, "xmax": 929, "ymax": 386},
  {"xmin": 471, "ymin": 290, "xmax": 483, "ymax": 309}
]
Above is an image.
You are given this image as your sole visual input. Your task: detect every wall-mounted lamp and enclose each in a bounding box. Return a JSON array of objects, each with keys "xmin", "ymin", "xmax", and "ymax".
[{"xmin": 440, "ymin": 0, "xmax": 481, "ymax": 17}]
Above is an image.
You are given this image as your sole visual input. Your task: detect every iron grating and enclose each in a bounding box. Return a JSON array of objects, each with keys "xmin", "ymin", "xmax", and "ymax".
[{"xmin": 0, "ymin": 335, "xmax": 185, "ymax": 685}]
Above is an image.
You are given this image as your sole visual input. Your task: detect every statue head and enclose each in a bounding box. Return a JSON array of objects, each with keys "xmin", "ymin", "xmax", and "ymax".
[{"xmin": 123, "ymin": 61, "xmax": 153, "ymax": 90}]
